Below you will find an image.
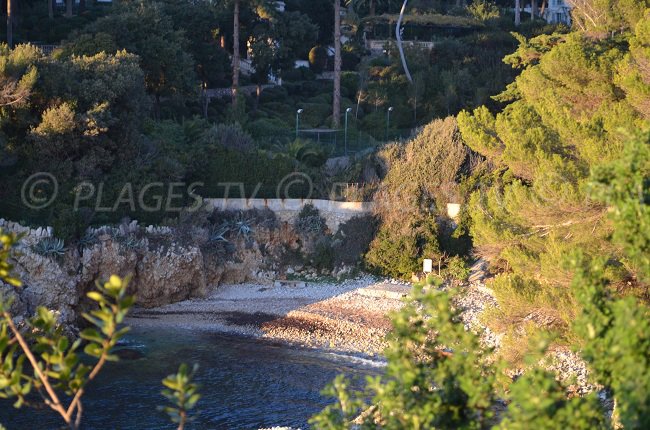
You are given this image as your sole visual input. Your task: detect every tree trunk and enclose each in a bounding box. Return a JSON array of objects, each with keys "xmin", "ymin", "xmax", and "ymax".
[
  {"xmin": 232, "ymin": 0, "xmax": 240, "ymax": 109},
  {"xmin": 48, "ymin": 0, "xmax": 54, "ymax": 19},
  {"xmin": 6, "ymin": 0, "xmax": 12, "ymax": 48},
  {"xmin": 413, "ymin": 95, "xmax": 417, "ymax": 125},
  {"xmin": 396, "ymin": 0, "xmax": 412, "ymax": 83},
  {"xmin": 65, "ymin": 0, "xmax": 73, "ymax": 18},
  {"xmin": 369, "ymin": 0, "xmax": 375, "ymax": 16},
  {"xmin": 333, "ymin": 0, "xmax": 341, "ymax": 128},
  {"xmin": 531, "ymin": 0, "xmax": 537, "ymax": 20},
  {"xmin": 540, "ymin": 0, "xmax": 547, "ymax": 16},
  {"xmin": 79, "ymin": 0, "xmax": 86, "ymax": 14},
  {"xmin": 514, "ymin": 0, "xmax": 521, "ymax": 26}
]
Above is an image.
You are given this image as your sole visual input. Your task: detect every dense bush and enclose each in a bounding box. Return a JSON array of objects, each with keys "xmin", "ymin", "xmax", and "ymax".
[
  {"xmin": 310, "ymin": 236, "xmax": 335, "ymax": 271},
  {"xmin": 201, "ymin": 123, "xmax": 254, "ymax": 152},
  {"xmin": 364, "ymin": 117, "xmax": 469, "ymax": 278},
  {"xmin": 60, "ymin": 2, "xmax": 196, "ymax": 107},
  {"xmin": 246, "ymin": 118, "xmax": 293, "ymax": 147},
  {"xmin": 332, "ymin": 215, "xmax": 378, "ymax": 267},
  {"xmin": 294, "ymin": 204, "xmax": 328, "ymax": 235}
]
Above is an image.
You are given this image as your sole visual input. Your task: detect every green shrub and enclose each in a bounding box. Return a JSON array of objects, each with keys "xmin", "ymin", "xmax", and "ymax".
[
  {"xmin": 466, "ymin": 0, "xmax": 500, "ymax": 23},
  {"xmin": 246, "ymin": 118, "xmax": 292, "ymax": 147},
  {"xmin": 258, "ymin": 85, "xmax": 289, "ymax": 103},
  {"xmin": 342, "ymin": 48, "xmax": 360, "ymax": 71},
  {"xmin": 481, "ymin": 274, "xmax": 578, "ymax": 357},
  {"xmin": 341, "ymin": 71, "xmax": 360, "ymax": 98},
  {"xmin": 285, "ymin": 139, "xmax": 329, "ymax": 168},
  {"xmin": 443, "ymin": 256, "xmax": 470, "ymax": 281},
  {"xmin": 332, "ymin": 215, "xmax": 378, "ymax": 266},
  {"xmin": 281, "ymin": 67, "xmax": 315, "ymax": 82},
  {"xmin": 497, "ymin": 369, "xmax": 607, "ymax": 430},
  {"xmin": 194, "ymin": 147, "xmax": 301, "ymax": 198},
  {"xmin": 364, "ymin": 117, "xmax": 468, "ymax": 278},
  {"xmin": 310, "ymin": 237, "xmax": 335, "ymax": 271},
  {"xmin": 295, "ymin": 204, "xmax": 327, "ymax": 235},
  {"xmin": 365, "ymin": 230, "xmax": 424, "ymax": 278},
  {"xmin": 201, "ymin": 123, "xmax": 254, "ymax": 152},
  {"xmin": 296, "ymin": 102, "xmax": 331, "ymax": 127},
  {"xmin": 425, "ymin": 273, "xmax": 444, "ymax": 287}
]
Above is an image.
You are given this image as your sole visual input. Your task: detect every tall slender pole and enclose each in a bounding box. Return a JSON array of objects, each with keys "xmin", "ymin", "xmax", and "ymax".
[
  {"xmin": 6, "ymin": 0, "xmax": 12, "ymax": 48},
  {"xmin": 386, "ymin": 106, "xmax": 393, "ymax": 141},
  {"xmin": 515, "ymin": 0, "xmax": 521, "ymax": 26},
  {"xmin": 232, "ymin": 0, "xmax": 240, "ymax": 109},
  {"xmin": 296, "ymin": 109, "xmax": 303, "ymax": 140},
  {"xmin": 345, "ymin": 108, "xmax": 352, "ymax": 156},
  {"xmin": 396, "ymin": 0, "xmax": 412, "ymax": 84},
  {"xmin": 332, "ymin": 0, "xmax": 342, "ymax": 127}
]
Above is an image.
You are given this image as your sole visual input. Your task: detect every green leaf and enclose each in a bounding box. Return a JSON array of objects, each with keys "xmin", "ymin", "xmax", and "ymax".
[
  {"xmin": 84, "ymin": 343, "xmax": 103, "ymax": 358},
  {"xmin": 80, "ymin": 328, "xmax": 104, "ymax": 344}
]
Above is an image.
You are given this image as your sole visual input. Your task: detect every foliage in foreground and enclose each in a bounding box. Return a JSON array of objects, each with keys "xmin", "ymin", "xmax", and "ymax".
[
  {"xmin": 0, "ymin": 265, "xmax": 133, "ymax": 428},
  {"xmin": 160, "ymin": 363, "xmax": 202, "ymax": 430},
  {"xmin": 312, "ymin": 95, "xmax": 650, "ymax": 430},
  {"xmin": 310, "ymin": 286, "xmax": 498, "ymax": 430},
  {"xmin": 312, "ymin": 265, "xmax": 649, "ymax": 430},
  {"xmin": 0, "ymin": 232, "xmax": 200, "ymax": 429}
]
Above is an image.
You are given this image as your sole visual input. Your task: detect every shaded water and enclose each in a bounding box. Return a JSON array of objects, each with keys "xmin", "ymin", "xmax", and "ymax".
[{"xmin": 0, "ymin": 326, "xmax": 382, "ymax": 429}]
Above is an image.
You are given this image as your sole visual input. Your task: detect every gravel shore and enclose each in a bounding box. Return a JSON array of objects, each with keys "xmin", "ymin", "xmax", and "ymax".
[{"xmin": 126, "ymin": 275, "xmax": 409, "ymax": 357}]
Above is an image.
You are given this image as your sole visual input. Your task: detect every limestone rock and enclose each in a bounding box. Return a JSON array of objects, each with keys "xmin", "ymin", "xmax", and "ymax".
[{"xmin": 134, "ymin": 244, "xmax": 206, "ymax": 308}]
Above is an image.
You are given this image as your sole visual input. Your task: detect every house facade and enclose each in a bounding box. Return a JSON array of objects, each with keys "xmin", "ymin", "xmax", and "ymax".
[{"xmin": 541, "ymin": 0, "xmax": 572, "ymax": 26}]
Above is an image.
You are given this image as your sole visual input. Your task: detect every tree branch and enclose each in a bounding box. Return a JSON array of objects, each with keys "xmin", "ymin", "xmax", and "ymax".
[{"xmin": 3, "ymin": 312, "xmax": 70, "ymax": 425}]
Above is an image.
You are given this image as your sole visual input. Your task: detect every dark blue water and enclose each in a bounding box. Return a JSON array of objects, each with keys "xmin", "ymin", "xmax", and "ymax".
[{"xmin": 0, "ymin": 327, "xmax": 382, "ymax": 430}]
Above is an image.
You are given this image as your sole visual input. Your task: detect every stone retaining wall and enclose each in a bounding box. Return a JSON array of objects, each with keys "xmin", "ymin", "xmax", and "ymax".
[{"xmin": 204, "ymin": 199, "xmax": 375, "ymax": 232}]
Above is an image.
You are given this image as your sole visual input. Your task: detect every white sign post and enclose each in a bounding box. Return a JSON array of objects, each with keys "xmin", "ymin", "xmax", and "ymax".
[{"xmin": 423, "ymin": 259, "xmax": 433, "ymax": 274}]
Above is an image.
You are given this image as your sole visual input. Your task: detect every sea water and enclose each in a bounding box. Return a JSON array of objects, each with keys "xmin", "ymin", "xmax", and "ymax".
[{"xmin": 0, "ymin": 326, "xmax": 383, "ymax": 430}]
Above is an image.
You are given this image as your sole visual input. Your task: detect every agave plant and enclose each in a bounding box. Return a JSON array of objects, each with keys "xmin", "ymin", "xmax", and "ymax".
[
  {"xmin": 78, "ymin": 231, "xmax": 98, "ymax": 250},
  {"xmin": 120, "ymin": 235, "xmax": 143, "ymax": 250},
  {"xmin": 33, "ymin": 237, "xmax": 66, "ymax": 257},
  {"xmin": 208, "ymin": 225, "xmax": 229, "ymax": 243},
  {"xmin": 234, "ymin": 219, "xmax": 253, "ymax": 239}
]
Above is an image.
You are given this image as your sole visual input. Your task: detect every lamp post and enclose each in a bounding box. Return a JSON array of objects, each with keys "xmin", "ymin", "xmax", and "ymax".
[
  {"xmin": 344, "ymin": 107, "xmax": 352, "ymax": 156},
  {"xmin": 386, "ymin": 106, "xmax": 394, "ymax": 141},
  {"xmin": 295, "ymin": 109, "xmax": 303, "ymax": 140}
]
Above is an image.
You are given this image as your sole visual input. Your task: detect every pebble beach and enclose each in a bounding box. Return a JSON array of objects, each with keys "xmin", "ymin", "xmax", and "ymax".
[{"xmin": 127, "ymin": 276, "xmax": 409, "ymax": 357}]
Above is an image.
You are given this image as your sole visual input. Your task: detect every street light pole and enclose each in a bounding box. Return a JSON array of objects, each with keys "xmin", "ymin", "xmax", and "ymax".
[
  {"xmin": 345, "ymin": 107, "xmax": 352, "ymax": 156},
  {"xmin": 295, "ymin": 109, "xmax": 303, "ymax": 140},
  {"xmin": 386, "ymin": 106, "xmax": 394, "ymax": 141}
]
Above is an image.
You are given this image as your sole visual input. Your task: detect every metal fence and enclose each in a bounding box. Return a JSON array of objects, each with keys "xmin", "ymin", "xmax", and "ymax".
[{"xmin": 297, "ymin": 127, "xmax": 414, "ymax": 157}]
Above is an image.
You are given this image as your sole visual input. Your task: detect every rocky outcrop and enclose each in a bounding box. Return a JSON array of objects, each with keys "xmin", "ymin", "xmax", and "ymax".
[
  {"xmin": 134, "ymin": 244, "xmax": 206, "ymax": 307},
  {"xmin": 0, "ymin": 215, "xmax": 308, "ymax": 327},
  {"xmin": 10, "ymin": 246, "xmax": 79, "ymax": 325}
]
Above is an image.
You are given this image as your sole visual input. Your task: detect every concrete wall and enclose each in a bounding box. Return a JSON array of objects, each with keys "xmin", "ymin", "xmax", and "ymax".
[{"xmin": 204, "ymin": 199, "xmax": 375, "ymax": 232}]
